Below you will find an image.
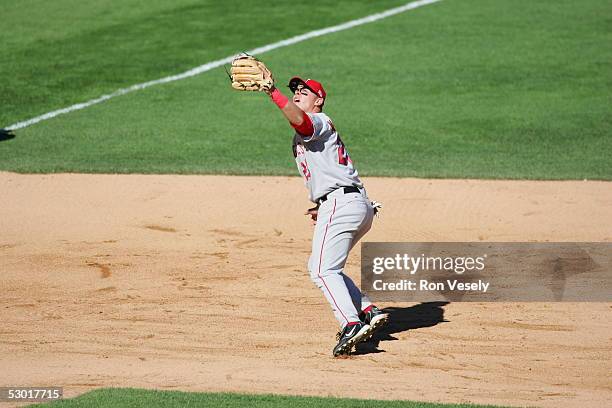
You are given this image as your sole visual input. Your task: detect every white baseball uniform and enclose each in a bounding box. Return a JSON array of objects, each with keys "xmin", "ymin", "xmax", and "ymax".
[{"xmin": 292, "ymin": 112, "xmax": 374, "ymax": 327}]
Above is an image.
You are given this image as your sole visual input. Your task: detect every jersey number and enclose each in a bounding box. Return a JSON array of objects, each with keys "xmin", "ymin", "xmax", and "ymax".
[
  {"xmin": 300, "ymin": 161, "xmax": 311, "ymax": 180},
  {"xmin": 337, "ymin": 136, "xmax": 350, "ymax": 166}
]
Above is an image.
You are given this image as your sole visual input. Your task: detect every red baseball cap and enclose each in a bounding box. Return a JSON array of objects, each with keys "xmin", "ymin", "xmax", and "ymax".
[{"xmin": 288, "ymin": 77, "xmax": 326, "ymax": 99}]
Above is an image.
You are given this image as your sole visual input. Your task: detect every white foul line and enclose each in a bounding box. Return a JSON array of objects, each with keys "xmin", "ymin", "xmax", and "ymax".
[{"xmin": 5, "ymin": 0, "xmax": 442, "ymax": 131}]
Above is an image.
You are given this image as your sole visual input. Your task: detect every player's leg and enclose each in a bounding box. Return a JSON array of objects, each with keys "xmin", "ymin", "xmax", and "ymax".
[
  {"xmin": 346, "ymin": 200, "xmax": 375, "ymax": 311},
  {"xmin": 308, "ymin": 197, "xmax": 373, "ymax": 327},
  {"xmin": 342, "ymin": 273, "xmax": 372, "ymax": 313},
  {"xmin": 341, "ymin": 272, "xmax": 365, "ymax": 312},
  {"xmin": 338, "ymin": 197, "xmax": 389, "ymax": 334},
  {"xmin": 311, "ymin": 196, "xmax": 385, "ymax": 355},
  {"xmin": 308, "ymin": 217, "xmax": 360, "ymax": 327}
]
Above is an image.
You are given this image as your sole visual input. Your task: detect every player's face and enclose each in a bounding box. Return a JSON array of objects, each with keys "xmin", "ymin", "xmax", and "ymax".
[{"xmin": 293, "ymin": 86, "xmax": 322, "ymax": 112}]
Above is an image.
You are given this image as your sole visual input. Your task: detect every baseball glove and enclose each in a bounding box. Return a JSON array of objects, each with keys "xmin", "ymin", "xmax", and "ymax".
[{"xmin": 229, "ymin": 54, "xmax": 274, "ymax": 92}]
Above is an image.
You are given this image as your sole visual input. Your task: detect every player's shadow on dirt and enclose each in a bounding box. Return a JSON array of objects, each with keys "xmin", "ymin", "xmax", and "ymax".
[{"xmin": 354, "ymin": 302, "xmax": 449, "ymax": 355}]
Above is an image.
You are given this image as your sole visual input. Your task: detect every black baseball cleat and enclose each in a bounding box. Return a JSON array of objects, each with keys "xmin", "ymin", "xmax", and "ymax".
[
  {"xmin": 359, "ymin": 305, "xmax": 389, "ymax": 341},
  {"xmin": 333, "ymin": 321, "xmax": 371, "ymax": 357}
]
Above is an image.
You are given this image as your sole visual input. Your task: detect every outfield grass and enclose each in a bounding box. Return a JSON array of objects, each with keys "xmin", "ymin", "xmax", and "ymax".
[
  {"xmin": 28, "ymin": 388, "xmax": 508, "ymax": 408},
  {"xmin": 1, "ymin": 0, "xmax": 611, "ymax": 179},
  {"xmin": 0, "ymin": 0, "xmax": 409, "ymax": 127}
]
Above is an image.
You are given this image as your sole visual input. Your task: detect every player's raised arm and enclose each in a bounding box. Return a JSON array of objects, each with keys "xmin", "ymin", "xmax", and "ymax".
[
  {"xmin": 228, "ymin": 55, "xmax": 321, "ymax": 137},
  {"xmin": 266, "ymin": 77, "xmax": 327, "ymax": 137},
  {"xmin": 266, "ymin": 85, "xmax": 314, "ymax": 137}
]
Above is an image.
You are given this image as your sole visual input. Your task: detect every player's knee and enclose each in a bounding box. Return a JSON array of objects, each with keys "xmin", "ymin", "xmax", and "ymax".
[{"xmin": 312, "ymin": 266, "xmax": 342, "ymax": 280}]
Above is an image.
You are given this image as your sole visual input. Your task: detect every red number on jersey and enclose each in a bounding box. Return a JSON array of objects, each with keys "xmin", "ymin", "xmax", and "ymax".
[
  {"xmin": 337, "ymin": 136, "xmax": 350, "ymax": 166},
  {"xmin": 300, "ymin": 161, "xmax": 311, "ymax": 180}
]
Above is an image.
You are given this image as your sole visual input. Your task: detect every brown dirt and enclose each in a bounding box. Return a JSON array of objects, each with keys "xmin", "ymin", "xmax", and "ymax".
[{"xmin": 0, "ymin": 172, "xmax": 610, "ymax": 407}]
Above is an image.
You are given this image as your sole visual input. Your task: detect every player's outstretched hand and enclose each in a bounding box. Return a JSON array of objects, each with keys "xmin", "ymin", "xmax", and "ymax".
[{"xmin": 305, "ymin": 206, "xmax": 319, "ymax": 225}]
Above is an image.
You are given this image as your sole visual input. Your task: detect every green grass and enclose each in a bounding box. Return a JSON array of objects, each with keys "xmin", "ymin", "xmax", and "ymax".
[
  {"xmin": 27, "ymin": 388, "xmax": 508, "ymax": 408},
  {"xmin": 0, "ymin": 0, "xmax": 409, "ymax": 128},
  {"xmin": 1, "ymin": 0, "xmax": 611, "ymax": 179}
]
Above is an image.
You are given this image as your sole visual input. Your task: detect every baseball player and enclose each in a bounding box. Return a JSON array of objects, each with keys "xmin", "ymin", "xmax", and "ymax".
[{"xmin": 230, "ymin": 56, "xmax": 388, "ymax": 357}]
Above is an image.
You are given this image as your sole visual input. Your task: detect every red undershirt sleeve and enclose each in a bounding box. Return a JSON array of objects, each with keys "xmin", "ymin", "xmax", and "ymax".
[{"xmin": 291, "ymin": 111, "xmax": 314, "ymax": 137}]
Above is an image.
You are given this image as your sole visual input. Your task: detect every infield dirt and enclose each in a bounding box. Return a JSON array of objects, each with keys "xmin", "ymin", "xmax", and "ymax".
[{"xmin": 1, "ymin": 173, "xmax": 610, "ymax": 407}]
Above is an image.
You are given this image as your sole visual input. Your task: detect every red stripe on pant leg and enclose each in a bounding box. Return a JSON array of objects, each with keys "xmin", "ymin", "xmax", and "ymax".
[{"xmin": 317, "ymin": 199, "xmax": 350, "ymax": 325}]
